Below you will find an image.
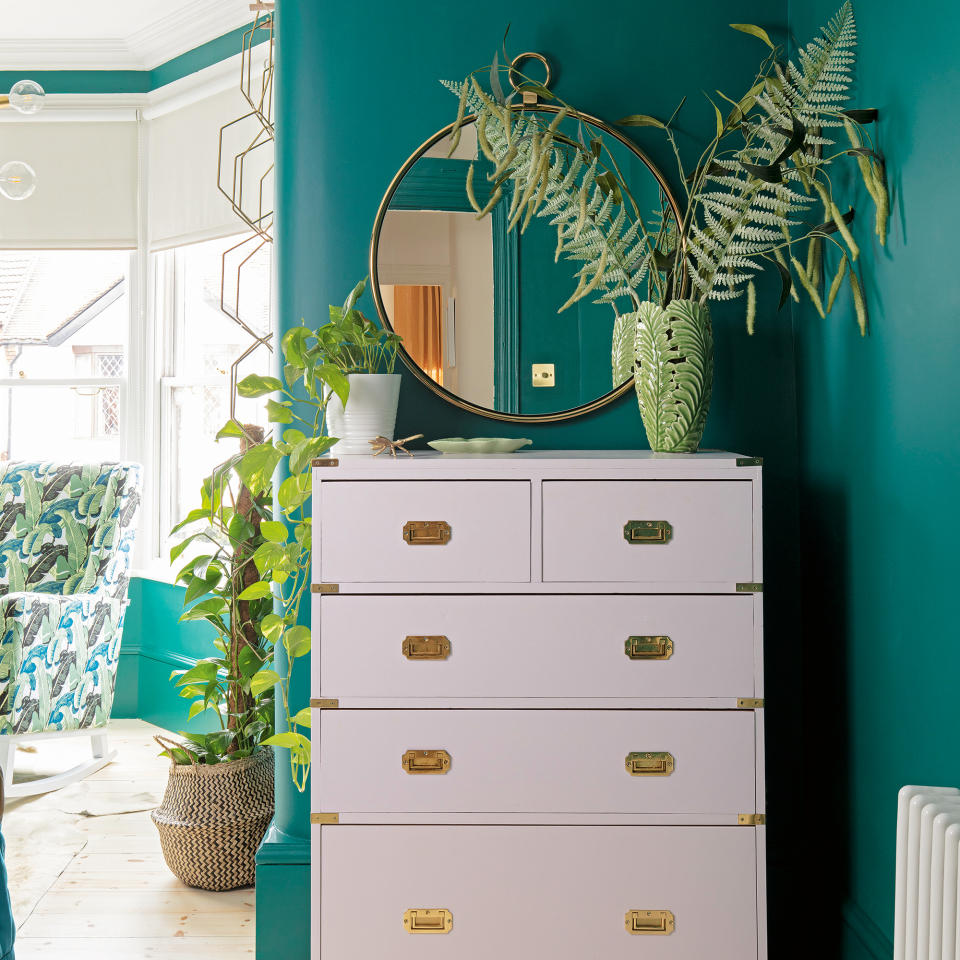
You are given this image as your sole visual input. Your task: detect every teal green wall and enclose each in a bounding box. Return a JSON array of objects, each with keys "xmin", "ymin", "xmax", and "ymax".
[
  {"xmin": 789, "ymin": 0, "xmax": 960, "ymax": 955},
  {"xmin": 114, "ymin": 578, "xmax": 221, "ymax": 734},
  {"xmin": 0, "ymin": 22, "xmax": 267, "ymax": 95},
  {"xmin": 272, "ymin": 2, "xmax": 802, "ymax": 958}
]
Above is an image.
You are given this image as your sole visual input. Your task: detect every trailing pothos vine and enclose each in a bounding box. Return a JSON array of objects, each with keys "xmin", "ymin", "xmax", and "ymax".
[{"xmin": 170, "ymin": 279, "xmax": 398, "ymax": 791}]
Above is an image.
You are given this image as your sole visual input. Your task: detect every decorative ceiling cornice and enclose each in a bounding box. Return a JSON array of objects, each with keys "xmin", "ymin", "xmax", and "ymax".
[{"xmin": 0, "ymin": 0, "xmax": 251, "ymax": 71}]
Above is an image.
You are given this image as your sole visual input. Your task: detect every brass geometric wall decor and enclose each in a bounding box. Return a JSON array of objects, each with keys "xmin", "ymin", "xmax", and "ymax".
[{"xmin": 216, "ymin": 2, "xmax": 276, "ymax": 425}]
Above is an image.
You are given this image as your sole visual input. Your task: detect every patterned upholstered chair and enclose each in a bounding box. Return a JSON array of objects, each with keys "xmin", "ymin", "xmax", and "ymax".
[{"xmin": 0, "ymin": 462, "xmax": 142, "ymax": 798}]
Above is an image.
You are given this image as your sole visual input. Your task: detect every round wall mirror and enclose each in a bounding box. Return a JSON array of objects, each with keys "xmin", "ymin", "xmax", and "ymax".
[{"xmin": 370, "ymin": 106, "xmax": 682, "ymax": 422}]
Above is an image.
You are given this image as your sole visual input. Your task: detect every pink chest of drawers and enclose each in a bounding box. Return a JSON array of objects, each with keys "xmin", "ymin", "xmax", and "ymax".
[{"xmin": 311, "ymin": 450, "xmax": 766, "ymax": 959}]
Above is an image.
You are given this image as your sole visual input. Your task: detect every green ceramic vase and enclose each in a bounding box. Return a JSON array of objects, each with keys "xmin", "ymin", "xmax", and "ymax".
[{"xmin": 634, "ymin": 298, "xmax": 714, "ymax": 453}]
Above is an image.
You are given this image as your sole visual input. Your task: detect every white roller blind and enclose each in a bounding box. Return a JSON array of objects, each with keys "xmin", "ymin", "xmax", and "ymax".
[
  {"xmin": 0, "ymin": 121, "xmax": 138, "ymax": 248},
  {"xmin": 148, "ymin": 85, "xmax": 270, "ymax": 251}
]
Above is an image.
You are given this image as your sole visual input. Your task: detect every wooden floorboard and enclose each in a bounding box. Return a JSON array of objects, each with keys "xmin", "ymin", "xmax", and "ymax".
[{"xmin": 4, "ymin": 720, "xmax": 258, "ymax": 957}]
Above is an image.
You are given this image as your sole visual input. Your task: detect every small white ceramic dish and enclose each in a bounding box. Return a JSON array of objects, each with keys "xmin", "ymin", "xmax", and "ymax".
[{"xmin": 427, "ymin": 437, "xmax": 533, "ymax": 455}]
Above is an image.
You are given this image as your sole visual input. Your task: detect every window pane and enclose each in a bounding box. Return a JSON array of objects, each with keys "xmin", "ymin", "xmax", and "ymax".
[
  {"xmin": 0, "ymin": 385, "xmax": 123, "ymax": 461},
  {"xmin": 0, "ymin": 251, "xmax": 128, "ymax": 379},
  {"xmin": 177, "ymin": 235, "xmax": 271, "ymax": 380}
]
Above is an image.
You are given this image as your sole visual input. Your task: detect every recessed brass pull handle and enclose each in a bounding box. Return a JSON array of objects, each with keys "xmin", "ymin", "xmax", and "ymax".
[
  {"xmin": 625, "ymin": 751, "xmax": 675, "ymax": 776},
  {"xmin": 623, "ymin": 520, "xmax": 673, "ymax": 544},
  {"xmin": 401, "ymin": 749, "xmax": 451, "ymax": 774},
  {"xmin": 403, "ymin": 520, "xmax": 452, "ymax": 545},
  {"xmin": 625, "ymin": 635, "xmax": 673, "ymax": 660},
  {"xmin": 403, "ymin": 908, "xmax": 453, "ymax": 934},
  {"xmin": 625, "ymin": 909, "xmax": 675, "ymax": 935},
  {"xmin": 402, "ymin": 635, "xmax": 451, "ymax": 660}
]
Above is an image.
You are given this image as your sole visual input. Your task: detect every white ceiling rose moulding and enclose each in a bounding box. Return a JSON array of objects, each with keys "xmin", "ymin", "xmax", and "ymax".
[
  {"xmin": 0, "ymin": 52, "xmax": 261, "ymax": 124},
  {"xmin": 0, "ymin": 0, "xmax": 251, "ymax": 71}
]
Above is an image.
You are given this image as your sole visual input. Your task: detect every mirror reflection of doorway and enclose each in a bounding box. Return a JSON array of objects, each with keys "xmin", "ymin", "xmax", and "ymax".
[{"xmin": 380, "ymin": 283, "xmax": 444, "ymax": 386}]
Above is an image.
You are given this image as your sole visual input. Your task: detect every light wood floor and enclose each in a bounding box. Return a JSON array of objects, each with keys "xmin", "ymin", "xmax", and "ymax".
[{"xmin": 4, "ymin": 719, "xmax": 255, "ymax": 958}]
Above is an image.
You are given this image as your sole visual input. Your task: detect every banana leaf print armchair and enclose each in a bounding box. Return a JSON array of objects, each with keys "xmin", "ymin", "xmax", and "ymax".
[{"xmin": 0, "ymin": 462, "xmax": 142, "ymax": 798}]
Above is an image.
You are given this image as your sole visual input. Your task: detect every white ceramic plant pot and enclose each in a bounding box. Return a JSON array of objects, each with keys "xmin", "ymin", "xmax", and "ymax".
[{"xmin": 326, "ymin": 373, "xmax": 401, "ymax": 455}]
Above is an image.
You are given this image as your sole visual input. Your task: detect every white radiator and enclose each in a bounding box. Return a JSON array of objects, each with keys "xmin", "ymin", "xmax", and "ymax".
[{"xmin": 895, "ymin": 786, "xmax": 960, "ymax": 960}]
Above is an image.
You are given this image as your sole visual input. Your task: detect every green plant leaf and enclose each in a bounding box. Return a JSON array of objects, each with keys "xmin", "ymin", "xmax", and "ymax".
[
  {"xmin": 176, "ymin": 661, "xmax": 220, "ymax": 686},
  {"xmin": 316, "ymin": 364, "xmax": 350, "ymax": 407},
  {"xmin": 237, "ymin": 443, "xmax": 284, "ymax": 497},
  {"xmin": 278, "ymin": 474, "xmax": 311, "ymax": 512},
  {"xmin": 215, "ymin": 419, "xmax": 245, "ymax": 440},
  {"xmin": 237, "ymin": 373, "xmax": 284, "ymax": 398},
  {"xmin": 251, "ymin": 668, "xmax": 282, "ymax": 697},
  {"xmin": 261, "ymin": 613, "xmax": 286, "ymax": 643},
  {"xmin": 283, "ymin": 625, "xmax": 312, "ymax": 659},
  {"xmin": 611, "ymin": 310, "xmax": 637, "ymax": 388},
  {"xmin": 616, "ymin": 114, "xmax": 665, "ymax": 128},
  {"xmin": 292, "ymin": 707, "xmax": 312, "ymax": 728},
  {"xmin": 266, "ymin": 399, "xmax": 293, "ymax": 424},
  {"xmin": 238, "ymin": 581, "xmax": 273, "ymax": 601},
  {"xmin": 260, "ymin": 520, "xmax": 288, "ymax": 543},
  {"xmin": 730, "ymin": 22, "xmax": 775, "ymax": 48}
]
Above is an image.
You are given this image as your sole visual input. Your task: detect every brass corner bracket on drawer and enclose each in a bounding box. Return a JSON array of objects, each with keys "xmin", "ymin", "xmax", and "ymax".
[
  {"xmin": 738, "ymin": 813, "xmax": 767, "ymax": 826},
  {"xmin": 403, "ymin": 908, "xmax": 453, "ymax": 934},
  {"xmin": 625, "ymin": 635, "xmax": 673, "ymax": 660},
  {"xmin": 311, "ymin": 583, "xmax": 339, "ymax": 594},
  {"xmin": 736, "ymin": 456, "xmax": 763, "ymax": 467},
  {"xmin": 736, "ymin": 582, "xmax": 763, "ymax": 593},
  {"xmin": 402, "ymin": 635, "xmax": 451, "ymax": 660},
  {"xmin": 623, "ymin": 520, "xmax": 673, "ymax": 544},
  {"xmin": 625, "ymin": 909, "xmax": 675, "ymax": 935},
  {"xmin": 403, "ymin": 520, "xmax": 452, "ymax": 545},
  {"xmin": 310, "ymin": 813, "xmax": 339, "ymax": 825},
  {"xmin": 311, "ymin": 457, "xmax": 339, "ymax": 468},
  {"xmin": 402, "ymin": 749, "xmax": 451, "ymax": 774},
  {"xmin": 737, "ymin": 697, "xmax": 764, "ymax": 709},
  {"xmin": 310, "ymin": 699, "xmax": 339, "ymax": 709},
  {"xmin": 625, "ymin": 751, "xmax": 675, "ymax": 776}
]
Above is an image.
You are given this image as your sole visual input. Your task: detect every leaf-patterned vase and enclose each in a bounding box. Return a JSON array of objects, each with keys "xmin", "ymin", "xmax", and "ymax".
[{"xmin": 634, "ymin": 299, "xmax": 713, "ymax": 453}]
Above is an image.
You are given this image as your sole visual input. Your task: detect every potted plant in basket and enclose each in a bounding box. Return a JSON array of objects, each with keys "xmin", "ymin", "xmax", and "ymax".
[
  {"xmin": 160, "ymin": 278, "xmax": 397, "ymax": 819},
  {"xmin": 445, "ymin": 1, "xmax": 888, "ymax": 452},
  {"xmin": 152, "ymin": 427, "xmax": 278, "ymax": 891}
]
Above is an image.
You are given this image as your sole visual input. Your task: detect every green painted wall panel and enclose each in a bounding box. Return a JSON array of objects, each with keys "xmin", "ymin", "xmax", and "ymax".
[
  {"xmin": 274, "ymin": 2, "xmax": 801, "ymax": 958},
  {"xmin": 789, "ymin": 0, "xmax": 960, "ymax": 952}
]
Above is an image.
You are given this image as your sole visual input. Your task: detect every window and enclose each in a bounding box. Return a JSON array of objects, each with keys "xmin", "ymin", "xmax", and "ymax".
[
  {"xmin": 0, "ymin": 235, "xmax": 274, "ymax": 578},
  {"xmin": 157, "ymin": 235, "xmax": 273, "ymax": 560},
  {"xmin": 0, "ymin": 250, "xmax": 130, "ymax": 462}
]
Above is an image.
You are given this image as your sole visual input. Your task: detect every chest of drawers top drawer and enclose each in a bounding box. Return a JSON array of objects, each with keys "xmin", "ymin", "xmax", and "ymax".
[
  {"xmin": 318, "ymin": 480, "xmax": 531, "ymax": 583},
  {"xmin": 314, "ymin": 453, "xmax": 761, "ymax": 590},
  {"xmin": 542, "ymin": 480, "xmax": 754, "ymax": 583}
]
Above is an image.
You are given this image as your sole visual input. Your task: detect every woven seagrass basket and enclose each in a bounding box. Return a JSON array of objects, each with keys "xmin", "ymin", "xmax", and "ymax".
[{"xmin": 151, "ymin": 741, "xmax": 274, "ymax": 891}]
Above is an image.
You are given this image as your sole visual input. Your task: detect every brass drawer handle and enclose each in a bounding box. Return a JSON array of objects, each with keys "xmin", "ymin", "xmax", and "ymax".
[
  {"xmin": 625, "ymin": 909, "xmax": 675, "ymax": 935},
  {"xmin": 402, "ymin": 635, "xmax": 451, "ymax": 660},
  {"xmin": 403, "ymin": 520, "xmax": 452, "ymax": 545},
  {"xmin": 623, "ymin": 520, "xmax": 673, "ymax": 544},
  {"xmin": 625, "ymin": 751, "xmax": 675, "ymax": 776},
  {"xmin": 403, "ymin": 908, "xmax": 453, "ymax": 934},
  {"xmin": 625, "ymin": 635, "xmax": 673, "ymax": 660},
  {"xmin": 401, "ymin": 749, "xmax": 451, "ymax": 774}
]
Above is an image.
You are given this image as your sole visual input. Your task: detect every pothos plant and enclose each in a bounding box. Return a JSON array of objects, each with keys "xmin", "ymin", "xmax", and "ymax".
[
  {"xmin": 168, "ymin": 278, "xmax": 397, "ymax": 791},
  {"xmin": 446, "ymin": 2, "xmax": 888, "ymax": 451}
]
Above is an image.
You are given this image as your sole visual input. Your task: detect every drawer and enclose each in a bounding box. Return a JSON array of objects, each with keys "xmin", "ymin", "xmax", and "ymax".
[
  {"xmin": 316, "ymin": 825, "xmax": 758, "ymax": 960},
  {"xmin": 316, "ymin": 594, "xmax": 757, "ymax": 701},
  {"xmin": 542, "ymin": 480, "xmax": 754, "ymax": 583},
  {"xmin": 316, "ymin": 709, "xmax": 755, "ymax": 815},
  {"xmin": 318, "ymin": 480, "xmax": 530, "ymax": 583}
]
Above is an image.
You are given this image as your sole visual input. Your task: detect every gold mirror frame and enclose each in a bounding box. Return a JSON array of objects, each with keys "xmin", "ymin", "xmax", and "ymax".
[{"xmin": 369, "ymin": 104, "xmax": 684, "ymax": 423}]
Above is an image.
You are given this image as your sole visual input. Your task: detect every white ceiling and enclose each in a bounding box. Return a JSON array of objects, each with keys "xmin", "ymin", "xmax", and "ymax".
[{"xmin": 0, "ymin": 0, "xmax": 255, "ymax": 71}]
